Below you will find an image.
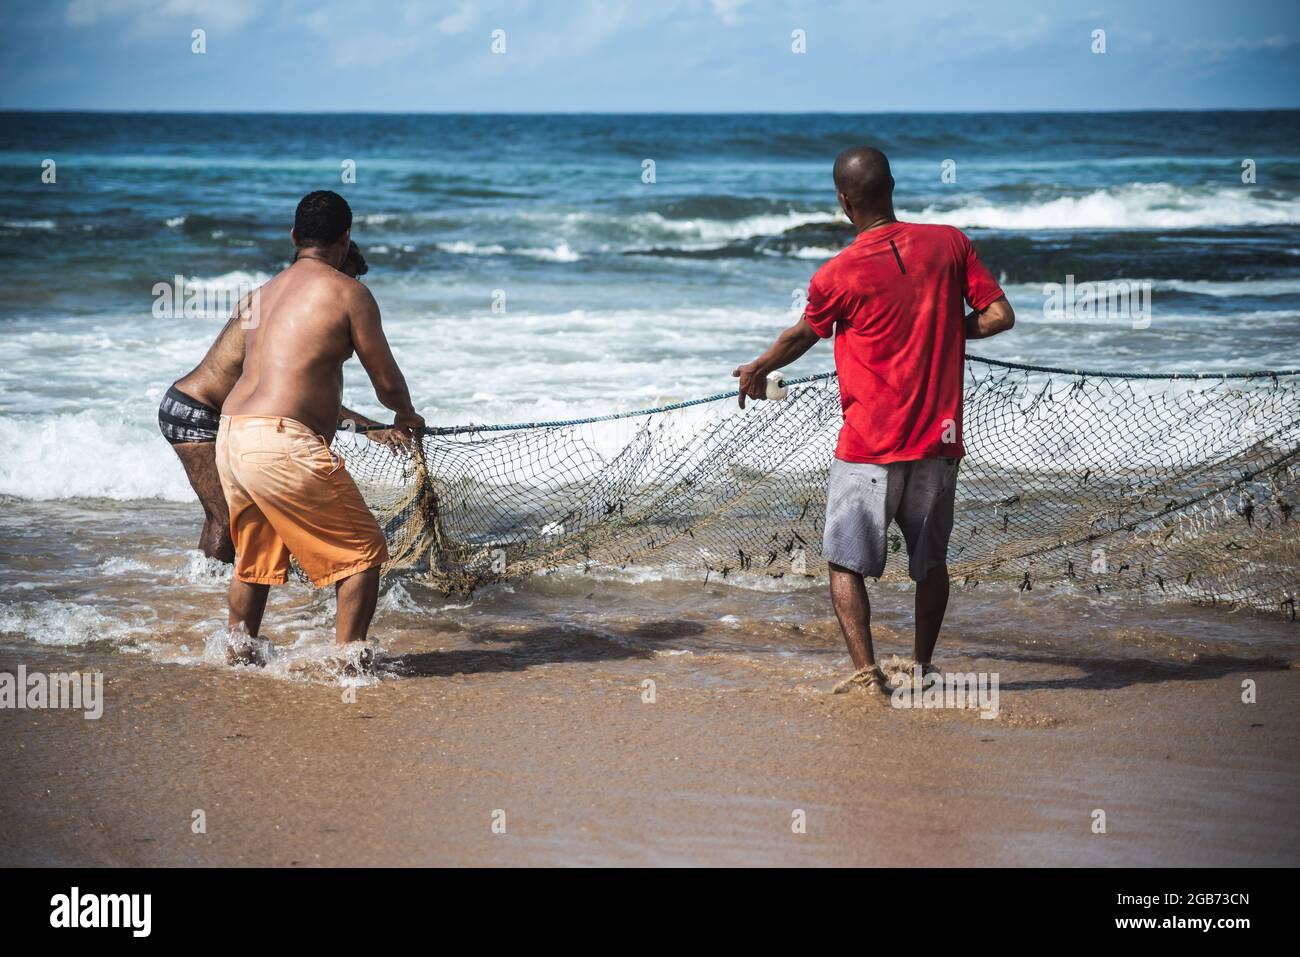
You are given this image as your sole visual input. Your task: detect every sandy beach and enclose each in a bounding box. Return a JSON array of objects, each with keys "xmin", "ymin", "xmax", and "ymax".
[{"xmin": 4, "ymin": 575, "xmax": 1296, "ymax": 867}]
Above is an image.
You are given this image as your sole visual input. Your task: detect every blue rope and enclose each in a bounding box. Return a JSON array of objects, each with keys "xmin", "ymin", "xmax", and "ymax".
[
  {"xmin": 354, "ymin": 354, "xmax": 1300, "ymax": 436},
  {"xmin": 962, "ymin": 355, "xmax": 1300, "ymax": 381}
]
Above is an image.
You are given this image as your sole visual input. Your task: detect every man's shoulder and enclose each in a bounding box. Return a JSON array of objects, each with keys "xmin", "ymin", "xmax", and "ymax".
[
  {"xmin": 901, "ymin": 220, "xmax": 967, "ymax": 241},
  {"xmin": 299, "ymin": 266, "xmax": 371, "ymax": 309},
  {"xmin": 335, "ymin": 272, "xmax": 376, "ymax": 314},
  {"xmin": 890, "ymin": 223, "xmax": 975, "ymax": 272},
  {"xmin": 303, "ymin": 264, "xmax": 362, "ymax": 290},
  {"xmin": 811, "ymin": 241, "xmax": 858, "ymax": 285}
]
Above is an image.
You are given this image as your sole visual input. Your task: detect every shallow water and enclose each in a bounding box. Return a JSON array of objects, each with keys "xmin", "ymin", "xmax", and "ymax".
[{"xmin": 2, "ymin": 498, "xmax": 1295, "ymax": 694}]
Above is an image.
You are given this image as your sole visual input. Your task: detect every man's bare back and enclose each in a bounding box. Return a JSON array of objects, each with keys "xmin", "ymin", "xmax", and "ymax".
[
  {"xmin": 173, "ymin": 313, "xmax": 247, "ymax": 411},
  {"xmin": 223, "ymin": 259, "xmax": 362, "ymax": 440},
  {"xmin": 173, "ymin": 242, "xmax": 373, "ymax": 416}
]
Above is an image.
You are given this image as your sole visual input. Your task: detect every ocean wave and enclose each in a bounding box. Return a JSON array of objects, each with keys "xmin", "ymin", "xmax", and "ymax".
[
  {"xmin": 905, "ymin": 184, "xmax": 1300, "ymax": 230},
  {"xmin": 789, "ymin": 246, "xmax": 842, "ymax": 260},
  {"xmin": 498, "ymin": 207, "xmax": 842, "ymax": 247},
  {"xmin": 2, "ymin": 219, "xmax": 56, "ymax": 230},
  {"xmin": 356, "ymin": 185, "xmax": 1297, "ymax": 261},
  {"xmin": 624, "ymin": 188, "xmax": 1300, "ymax": 266},
  {"xmin": 97, "ymin": 557, "xmax": 154, "ymax": 575},
  {"xmin": 277, "ymin": 185, "xmax": 1300, "ymax": 271},
  {"xmin": 0, "ymin": 599, "xmax": 147, "ymax": 648},
  {"xmin": 435, "ymin": 239, "xmax": 582, "ymax": 261},
  {"xmin": 0, "ymin": 412, "xmax": 194, "ymax": 502},
  {"xmin": 1156, "ymin": 278, "xmax": 1300, "ymax": 297},
  {"xmin": 180, "ymin": 270, "xmax": 273, "ymax": 291},
  {"xmin": 632, "ymin": 209, "xmax": 840, "ymax": 242},
  {"xmin": 997, "ymin": 277, "xmax": 1300, "ymax": 304},
  {"xmin": 518, "ymin": 242, "xmax": 582, "ymax": 262},
  {"xmin": 602, "ymin": 184, "xmax": 1300, "ymax": 253},
  {"xmin": 436, "ymin": 240, "xmax": 507, "ymax": 256}
]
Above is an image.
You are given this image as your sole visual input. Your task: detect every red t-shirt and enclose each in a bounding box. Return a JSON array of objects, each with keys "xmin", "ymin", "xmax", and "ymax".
[{"xmin": 803, "ymin": 221, "xmax": 1003, "ymax": 464}]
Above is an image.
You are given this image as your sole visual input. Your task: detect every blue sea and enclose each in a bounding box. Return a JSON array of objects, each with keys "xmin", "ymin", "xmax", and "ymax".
[{"xmin": 1, "ymin": 111, "xmax": 1298, "ymax": 659}]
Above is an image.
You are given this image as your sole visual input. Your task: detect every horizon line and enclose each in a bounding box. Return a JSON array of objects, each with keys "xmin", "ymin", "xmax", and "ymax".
[{"xmin": 3, "ymin": 106, "xmax": 1299, "ymax": 116}]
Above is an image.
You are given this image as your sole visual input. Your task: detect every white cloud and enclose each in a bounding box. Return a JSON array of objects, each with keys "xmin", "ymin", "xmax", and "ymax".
[
  {"xmin": 66, "ymin": 0, "xmax": 260, "ymax": 33},
  {"xmin": 1170, "ymin": 33, "xmax": 1294, "ymax": 58},
  {"xmin": 709, "ymin": 0, "xmax": 750, "ymax": 27},
  {"xmin": 300, "ymin": 1, "xmax": 428, "ymax": 68},
  {"xmin": 66, "ymin": 0, "xmax": 140, "ymax": 26},
  {"xmin": 435, "ymin": 2, "xmax": 476, "ymax": 35}
]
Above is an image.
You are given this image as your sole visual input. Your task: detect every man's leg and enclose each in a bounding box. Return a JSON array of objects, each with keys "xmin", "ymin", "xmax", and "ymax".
[
  {"xmin": 228, "ymin": 579, "xmax": 270, "ymax": 637},
  {"xmin": 225, "ymin": 578, "xmax": 271, "ymax": 666},
  {"xmin": 822, "ymin": 458, "xmax": 896, "ymax": 689},
  {"xmin": 914, "ymin": 562, "xmax": 949, "ymax": 665},
  {"xmin": 335, "ymin": 566, "xmax": 380, "ymax": 644},
  {"xmin": 829, "ymin": 562, "xmax": 878, "ymax": 670},
  {"xmin": 171, "ymin": 441, "xmax": 235, "ymax": 563},
  {"xmin": 898, "ymin": 458, "xmax": 959, "ymax": 667}
]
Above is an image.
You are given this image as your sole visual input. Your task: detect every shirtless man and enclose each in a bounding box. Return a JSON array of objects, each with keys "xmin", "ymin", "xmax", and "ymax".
[
  {"xmin": 216, "ymin": 191, "xmax": 423, "ymax": 659},
  {"xmin": 158, "ymin": 241, "xmax": 381, "ymax": 562}
]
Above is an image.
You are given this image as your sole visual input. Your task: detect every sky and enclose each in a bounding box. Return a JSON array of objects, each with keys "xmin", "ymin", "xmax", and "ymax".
[{"xmin": 0, "ymin": 0, "xmax": 1297, "ymax": 112}]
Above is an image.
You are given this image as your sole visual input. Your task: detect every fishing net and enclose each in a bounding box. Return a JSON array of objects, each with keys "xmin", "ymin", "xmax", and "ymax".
[{"xmin": 330, "ymin": 356, "xmax": 1300, "ymax": 618}]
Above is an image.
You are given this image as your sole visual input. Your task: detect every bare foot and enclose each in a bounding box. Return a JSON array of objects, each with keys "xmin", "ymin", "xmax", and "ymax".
[
  {"xmin": 325, "ymin": 640, "xmax": 377, "ymax": 678},
  {"xmin": 832, "ymin": 665, "xmax": 891, "ymax": 695},
  {"xmin": 894, "ymin": 659, "xmax": 941, "ymax": 690},
  {"xmin": 225, "ymin": 637, "xmax": 268, "ymax": 667}
]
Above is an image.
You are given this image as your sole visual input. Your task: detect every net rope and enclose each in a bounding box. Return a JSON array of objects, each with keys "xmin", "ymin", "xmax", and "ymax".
[{"xmin": 327, "ymin": 355, "xmax": 1300, "ymax": 618}]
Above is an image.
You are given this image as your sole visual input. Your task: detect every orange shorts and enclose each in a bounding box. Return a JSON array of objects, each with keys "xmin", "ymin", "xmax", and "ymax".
[{"xmin": 215, "ymin": 415, "xmax": 389, "ymax": 587}]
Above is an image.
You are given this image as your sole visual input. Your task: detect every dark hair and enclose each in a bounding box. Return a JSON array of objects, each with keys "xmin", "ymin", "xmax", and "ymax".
[
  {"xmin": 832, "ymin": 147, "xmax": 894, "ymax": 209},
  {"xmin": 344, "ymin": 241, "xmax": 368, "ymax": 277},
  {"xmin": 293, "ymin": 190, "xmax": 352, "ymax": 248}
]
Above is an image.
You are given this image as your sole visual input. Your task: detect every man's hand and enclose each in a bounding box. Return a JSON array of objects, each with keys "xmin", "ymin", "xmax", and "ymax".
[
  {"xmin": 366, "ymin": 426, "xmax": 414, "ymax": 455},
  {"xmin": 731, "ymin": 318, "xmax": 822, "ymax": 409},
  {"xmin": 393, "ymin": 409, "xmax": 425, "ymax": 441},
  {"xmin": 338, "ymin": 408, "xmax": 409, "ymax": 454},
  {"xmin": 732, "ymin": 361, "xmax": 769, "ymax": 409}
]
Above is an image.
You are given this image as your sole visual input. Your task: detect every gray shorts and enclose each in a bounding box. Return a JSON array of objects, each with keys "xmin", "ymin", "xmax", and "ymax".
[{"xmin": 822, "ymin": 457, "xmax": 960, "ymax": 582}]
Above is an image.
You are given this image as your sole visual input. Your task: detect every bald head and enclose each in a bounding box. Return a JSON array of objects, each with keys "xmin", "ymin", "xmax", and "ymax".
[{"xmin": 833, "ymin": 146, "xmax": 894, "ymax": 220}]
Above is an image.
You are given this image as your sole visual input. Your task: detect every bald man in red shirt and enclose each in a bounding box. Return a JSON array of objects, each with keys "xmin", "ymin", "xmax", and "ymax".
[{"xmin": 733, "ymin": 147, "xmax": 1015, "ymax": 695}]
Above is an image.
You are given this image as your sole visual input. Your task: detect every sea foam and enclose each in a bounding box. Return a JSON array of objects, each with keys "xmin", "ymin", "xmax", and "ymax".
[
  {"xmin": 906, "ymin": 185, "xmax": 1300, "ymax": 231},
  {"xmin": 0, "ymin": 412, "xmax": 194, "ymax": 501}
]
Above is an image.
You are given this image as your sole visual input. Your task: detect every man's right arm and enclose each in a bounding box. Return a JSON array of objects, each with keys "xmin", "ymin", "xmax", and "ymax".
[
  {"xmin": 965, "ymin": 296, "xmax": 1015, "ymax": 339},
  {"xmin": 732, "ymin": 319, "xmax": 822, "ymax": 409},
  {"xmin": 347, "ymin": 284, "xmax": 424, "ymax": 435}
]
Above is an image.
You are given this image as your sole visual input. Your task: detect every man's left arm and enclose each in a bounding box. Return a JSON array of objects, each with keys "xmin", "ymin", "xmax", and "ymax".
[
  {"xmin": 956, "ymin": 228, "xmax": 1012, "ymax": 340},
  {"xmin": 339, "ymin": 405, "xmax": 381, "ymax": 429},
  {"xmin": 964, "ymin": 296, "xmax": 1015, "ymax": 339},
  {"xmin": 337, "ymin": 405, "xmax": 416, "ymax": 454},
  {"xmin": 731, "ymin": 318, "xmax": 822, "ymax": 409}
]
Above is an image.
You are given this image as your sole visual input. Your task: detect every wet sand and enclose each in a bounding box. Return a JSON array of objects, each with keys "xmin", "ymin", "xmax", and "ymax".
[{"xmin": 3, "ymin": 604, "xmax": 1297, "ymax": 867}]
